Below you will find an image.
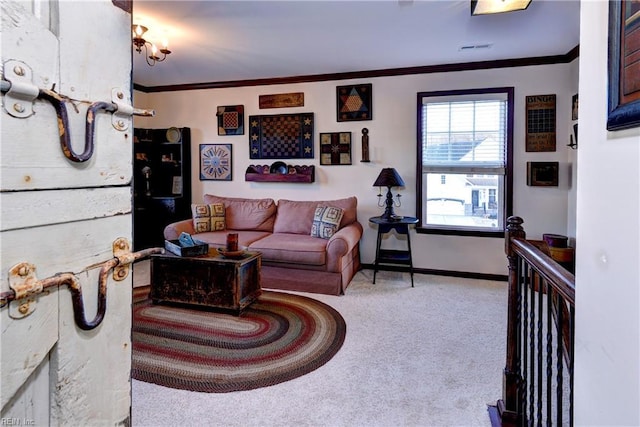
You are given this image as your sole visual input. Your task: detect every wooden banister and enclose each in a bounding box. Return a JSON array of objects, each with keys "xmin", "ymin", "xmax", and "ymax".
[{"xmin": 497, "ymin": 216, "xmax": 575, "ymax": 426}]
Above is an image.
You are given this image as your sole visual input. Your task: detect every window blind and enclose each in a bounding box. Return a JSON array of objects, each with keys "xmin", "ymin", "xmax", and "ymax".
[{"xmin": 422, "ymin": 96, "xmax": 507, "ymax": 172}]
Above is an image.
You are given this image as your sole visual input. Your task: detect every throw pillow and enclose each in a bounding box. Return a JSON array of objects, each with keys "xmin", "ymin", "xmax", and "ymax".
[
  {"xmin": 192, "ymin": 203, "xmax": 226, "ymax": 233},
  {"xmin": 310, "ymin": 205, "xmax": 344, "ymax": 239}
]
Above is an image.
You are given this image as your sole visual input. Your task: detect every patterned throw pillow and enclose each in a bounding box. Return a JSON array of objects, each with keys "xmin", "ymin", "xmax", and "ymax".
[
  {"xmin": 192, "ymin": 203, "xmax": 226, "ymax": 233},
  {"xmin": 310, "ymin": 205, "xmax": 344, "ymax": 239}
]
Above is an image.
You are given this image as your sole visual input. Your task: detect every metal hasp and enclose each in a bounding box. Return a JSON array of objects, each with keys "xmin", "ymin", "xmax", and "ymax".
[
  {"xmin": 1, "ymin": 61, "xmax": 155, "ymax": 162},
  {"xmin": 2, "ymin": 60, "xmax": 39, "ymax": 118},
  {"xmin": 0, "ymin": 240, "xmax": 164, "ymax": 330},
  {"xmin": 7, "ymin": 262, "xmax": 41, "ymax": 319}
]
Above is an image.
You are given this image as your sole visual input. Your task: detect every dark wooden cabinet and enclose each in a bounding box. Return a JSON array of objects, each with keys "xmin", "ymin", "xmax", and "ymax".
[{"xmin": 133, "ymin": 127, "xmax": 191, "ymax": 250}]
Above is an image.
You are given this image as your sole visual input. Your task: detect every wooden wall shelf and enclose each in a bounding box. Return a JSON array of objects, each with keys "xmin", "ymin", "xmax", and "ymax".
[{"xmin": 245, "ymin": 165, "xmax": 315, "ymax": 183}]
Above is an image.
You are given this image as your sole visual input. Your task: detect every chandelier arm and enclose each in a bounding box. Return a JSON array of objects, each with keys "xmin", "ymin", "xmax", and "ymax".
[{"xmin": 143, "ymin": 43, "xmax": 156, "ymax": 67}]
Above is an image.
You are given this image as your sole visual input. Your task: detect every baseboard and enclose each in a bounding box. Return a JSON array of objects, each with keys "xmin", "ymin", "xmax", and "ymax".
[{"xmin": 360, "ymin": 264, "xmax": 508, "ymax": 282}]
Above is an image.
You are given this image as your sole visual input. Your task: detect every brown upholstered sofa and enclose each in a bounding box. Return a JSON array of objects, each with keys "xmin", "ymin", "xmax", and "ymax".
[{"xmin": 163, "ymin": 194, "xmax": 363, "ymax": 295}]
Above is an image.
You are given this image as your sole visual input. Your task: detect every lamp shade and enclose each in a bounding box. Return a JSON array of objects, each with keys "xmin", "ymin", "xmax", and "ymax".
[
  {"xmin": 373, "ymin": 168, "xmax": 405, "ymax": 188},
  {"xmin": 471, "ymin": 0, "xmax": 531, "ymax": 15}
]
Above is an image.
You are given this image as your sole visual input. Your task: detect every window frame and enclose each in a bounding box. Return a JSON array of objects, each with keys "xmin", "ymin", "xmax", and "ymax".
[{"xmin": 416, "ymin": 87, "xmax": 514, "ymax": 237}]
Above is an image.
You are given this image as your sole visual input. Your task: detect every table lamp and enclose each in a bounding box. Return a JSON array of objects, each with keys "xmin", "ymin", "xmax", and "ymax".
[{"xmin": 373, "ymin": 168, "xmax": 405, "ymax": 220}]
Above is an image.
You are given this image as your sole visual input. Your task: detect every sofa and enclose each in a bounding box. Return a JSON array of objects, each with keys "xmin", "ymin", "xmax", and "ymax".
[{"xmin": 163, "ymin": 194, "xmax": 363, "ymax": 295}]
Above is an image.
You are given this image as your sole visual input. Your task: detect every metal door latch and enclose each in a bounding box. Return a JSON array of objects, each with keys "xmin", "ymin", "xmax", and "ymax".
[
  {"xmin": 0, "ymin": 239, "xmax": 163, "ymax": 329},
  {"xmin": 1, "ymin": 60, "xmax": 155, "ymax": 162}
]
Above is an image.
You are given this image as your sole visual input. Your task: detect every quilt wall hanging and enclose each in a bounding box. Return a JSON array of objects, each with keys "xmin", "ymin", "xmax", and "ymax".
[
  {"xmin": 249, "ymin": 113, "xmax": 314, "ymax": 159},
  {"xmin": 337, "ymin": 83, "xmax": 372, "ymax": 122},
  {"xmin": 320, "ymin": 132, "xmax": 352, "ymax": 165}
]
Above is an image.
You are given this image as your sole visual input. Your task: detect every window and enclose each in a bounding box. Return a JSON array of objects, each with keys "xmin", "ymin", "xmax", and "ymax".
[{"xmin": 416, "ymin": 87, "xmax": 513, "ymax": 236}]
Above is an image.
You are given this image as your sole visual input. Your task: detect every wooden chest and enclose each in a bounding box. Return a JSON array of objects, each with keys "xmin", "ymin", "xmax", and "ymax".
[{"xmin": 150, "ymin": 249, "xmax": 262, "ymax": 314}]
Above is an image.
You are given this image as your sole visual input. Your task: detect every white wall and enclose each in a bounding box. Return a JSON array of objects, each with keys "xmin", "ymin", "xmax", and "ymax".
[
  {"xmin": 134, "ymin": 61, "xmax": 575, "ymax": 276},
  {"xmin": 575, "ymin": 2, "xmax": 640, "ymax": 424}
]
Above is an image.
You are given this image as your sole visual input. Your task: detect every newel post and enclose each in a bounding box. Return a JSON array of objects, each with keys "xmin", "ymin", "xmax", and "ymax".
[{"xmin": 498, "ymin": 216, "xmax": 525, "ymax": 425}]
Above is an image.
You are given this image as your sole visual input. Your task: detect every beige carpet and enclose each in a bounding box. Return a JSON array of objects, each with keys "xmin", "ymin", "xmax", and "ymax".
[{"xmin": 131, "ymin": 264, "xmax": 507, "ymax": 427}]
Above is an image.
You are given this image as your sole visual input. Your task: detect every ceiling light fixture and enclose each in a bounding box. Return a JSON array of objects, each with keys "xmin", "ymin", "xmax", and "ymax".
[
  {"xmin": 132, "ymin": 24, "xmax": 171, "ymax": 66},
  {"xmin": 471, "ymin": 0, "xmax": 532, "ymax": 15}
]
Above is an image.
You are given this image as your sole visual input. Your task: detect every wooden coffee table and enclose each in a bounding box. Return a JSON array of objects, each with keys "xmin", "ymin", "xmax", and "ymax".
[{"xmin": 150, "ymin": 248, "xmax": 261, "ymax": 314}]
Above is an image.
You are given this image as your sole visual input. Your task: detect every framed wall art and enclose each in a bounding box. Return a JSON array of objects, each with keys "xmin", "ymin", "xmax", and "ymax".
[
  {"xmin": 200, "ymin": 144, "xmax": 232, "ymax": 181},
  {"xmin": 526, "ymin": 161, "xmax": 559, "ymax": 187},
  {"xmin": 249, "ymin": 113, "xmax": 314, "ymax": 159},
  {"xmin": 337, "ymin": 83, "xmax": 372, "ymax": 122},
  {"xmin": 320, "ymin": 132, "xmax": 352, "ymax": 165},
  {"xmin": 607, "ymin": 0, "xmax": 640, "ymax": 131},
  {"xmin": 525, "ymin": 94, "xmax": 556, "ymax": 152},
  {"xmin": 217, "ymin": 105, "xmax": 244, "ymax": 135}
]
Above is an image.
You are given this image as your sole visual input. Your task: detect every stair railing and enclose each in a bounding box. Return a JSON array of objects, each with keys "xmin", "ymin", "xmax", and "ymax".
[{"xmin": 497, "ymin": 216, "xmax": 575, "ymax": 426}]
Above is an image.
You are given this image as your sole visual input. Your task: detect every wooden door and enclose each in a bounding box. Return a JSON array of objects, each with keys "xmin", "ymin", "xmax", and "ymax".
[{"xmin": 1, "ymin": 1, "xmax": 134, "ymax": 424}]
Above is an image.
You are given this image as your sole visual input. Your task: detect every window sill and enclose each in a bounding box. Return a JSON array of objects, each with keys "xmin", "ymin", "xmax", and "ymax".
[{"xmin": 416, "ymin": 226, "xmax": 504, "ymax": 238}]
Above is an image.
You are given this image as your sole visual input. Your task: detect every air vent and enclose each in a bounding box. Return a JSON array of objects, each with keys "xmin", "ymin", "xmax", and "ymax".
[{"xmin": 459, "ymin": 43, "xmax": 493, "ymax": 51}]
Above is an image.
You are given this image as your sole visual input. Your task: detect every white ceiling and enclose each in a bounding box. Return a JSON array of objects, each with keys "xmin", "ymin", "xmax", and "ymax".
[{"xmin": 131, "ymin": 0, "xmax": 581, "ymax": 88}]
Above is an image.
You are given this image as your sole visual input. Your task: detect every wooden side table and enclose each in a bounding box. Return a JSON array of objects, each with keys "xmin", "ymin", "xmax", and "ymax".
[{"xmin": 369, "ymin": 216, "xmax": 419, "ymax": 287}]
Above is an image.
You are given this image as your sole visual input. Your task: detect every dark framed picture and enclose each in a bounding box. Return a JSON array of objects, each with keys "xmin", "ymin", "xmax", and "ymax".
[
  {"xmin": 527, "ymin": 161, "xmax": 559, "ymax": 187},
  {"xmin": 572, "ymin": 93, "xmax": 579, "ymax": 120},
  {"xmin": 607, "ymin": 1, "xmax": 640, "ymax": 131},
  {"xmin": 337, "ymin": 83, "xmax": 372, "ymax": 122},
  {"xmin": 320, "ymin": 132, "xmax": 352, "ymax": 165},
  {"xmin": 200, "ymin": 144, "xmax": 232, "ymax": 181},
  {"xmin": 217, "ymin": 105, "xmax": 244, "ymax": 135}
]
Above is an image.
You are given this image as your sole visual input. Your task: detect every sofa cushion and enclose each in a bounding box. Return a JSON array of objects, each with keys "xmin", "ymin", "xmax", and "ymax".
[
  {"xmin": 248, "ymin": 233, "xmax": 327, "ymax": 266},
  {"xmin": 203, "ymin": 194, "xmax": 276, "ymax": 231},
  {"xmin": 274, "ymin": 197, "xmax": 357, "ymax": 235},
  {"xmin": 189, "ymin": 230, "xmax": 272, "ymax": 248},
  {"xmin": 311, "ymin": 205, "xmax": 344, "ymax": 239},
  {"xmin": 191, "ymin": 203, "xmax": 225, "ymax": 233}
]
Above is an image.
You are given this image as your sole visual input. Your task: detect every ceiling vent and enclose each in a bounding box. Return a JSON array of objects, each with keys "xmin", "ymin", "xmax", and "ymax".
[{"xmin": 459, "ymin": 43, "xmax": 493, "ymax": 51}]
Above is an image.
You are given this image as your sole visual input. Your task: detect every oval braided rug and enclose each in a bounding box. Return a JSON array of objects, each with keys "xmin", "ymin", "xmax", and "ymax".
[{"xmin": 131, "ymin": 288, "xmax": 346, "ymax": 393}]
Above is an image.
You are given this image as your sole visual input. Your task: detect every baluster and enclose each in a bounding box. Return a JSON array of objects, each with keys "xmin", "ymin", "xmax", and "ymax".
[
  {"xmin": 537, "ymin": 274, "xmax": 544, "ymax": 426},
  {"xmin": 546, "ymin": 284, "xmax": 553, "ymax": 426},
  {"xmin": 556, "ymin": 294, "xmax": 564, "ymax": 426},
  {"xmin": 529, "ymin": 266, "xmax": 536, "ymax": 425},
  {"xmin": 569, "ymin": 304, "xmax": 575, "ymax": 427}
]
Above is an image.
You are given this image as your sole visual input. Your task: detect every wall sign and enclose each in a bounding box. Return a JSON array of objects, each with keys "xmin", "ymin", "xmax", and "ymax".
[
  {"xmin": 259, "ymin": 92, "xmax": 304, "ymax": 109},
  {"xmin": 525, "ymin": 94, "xmax": 556, "ymax": 152}
]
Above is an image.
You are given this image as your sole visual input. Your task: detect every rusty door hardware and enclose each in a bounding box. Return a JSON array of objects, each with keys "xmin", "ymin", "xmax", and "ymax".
[
  {"xmin": 1, "ymin": 60, "xmax": 154, "ymax": 163},
  {"xmin": 0, "ymin": 239, "xmax": 163, "ymax": 330}
]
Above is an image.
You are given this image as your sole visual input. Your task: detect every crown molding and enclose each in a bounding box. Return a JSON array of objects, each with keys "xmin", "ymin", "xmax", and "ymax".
[{"xmin": 133, "ymin": 45, "xmax": 579, "ymax": 94}]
